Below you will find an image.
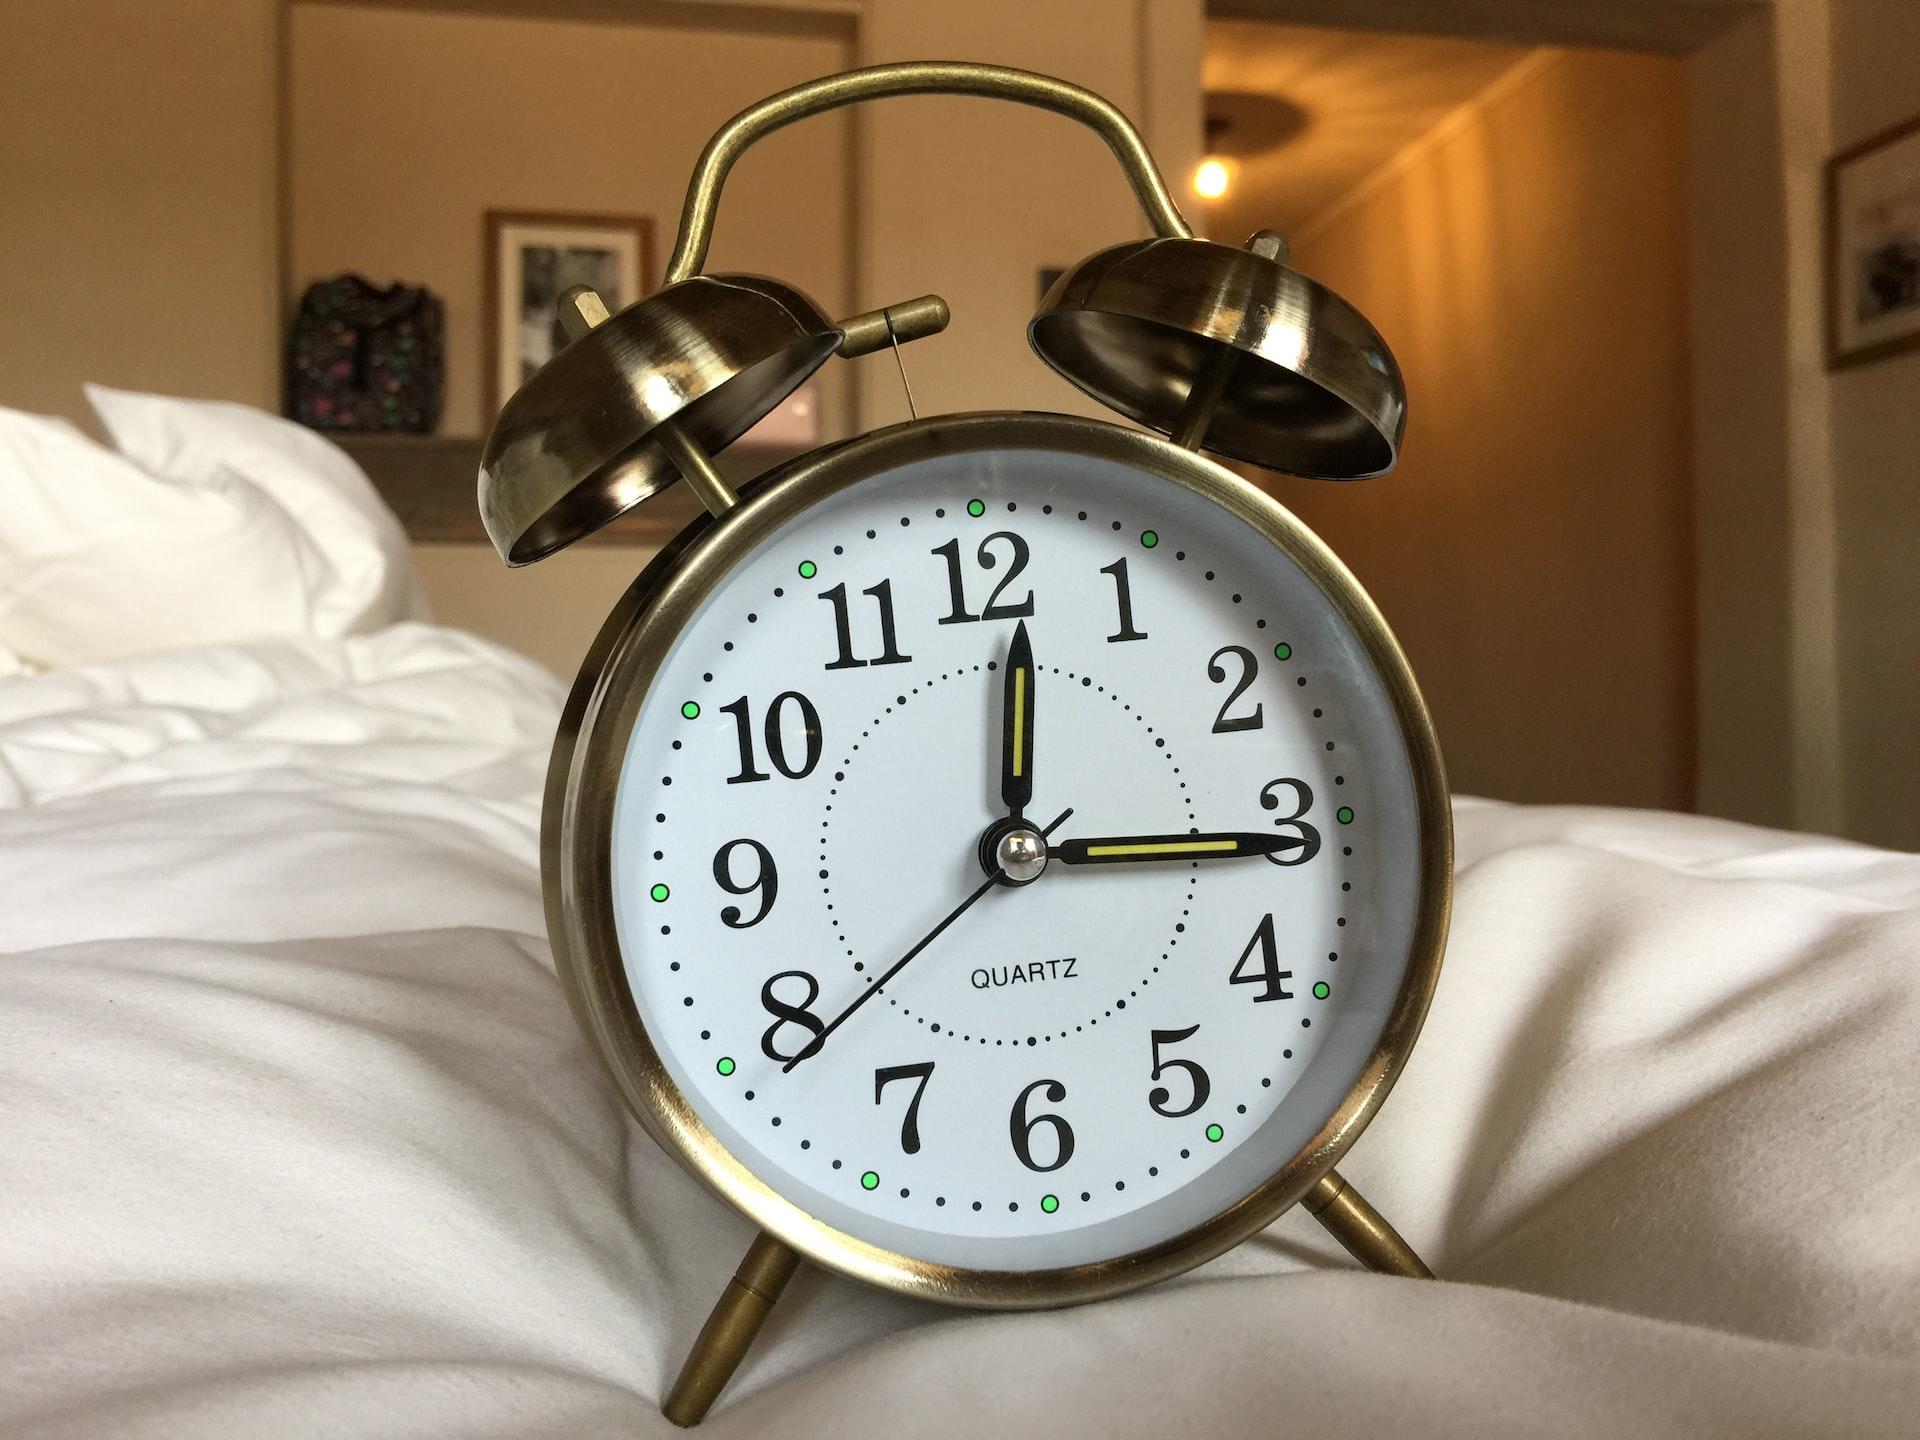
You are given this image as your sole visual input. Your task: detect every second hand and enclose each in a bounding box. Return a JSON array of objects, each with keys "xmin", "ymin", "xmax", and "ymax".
[{"xmin": 784, "ymin": 805, "xmax": 1074, "ymax": 1073}]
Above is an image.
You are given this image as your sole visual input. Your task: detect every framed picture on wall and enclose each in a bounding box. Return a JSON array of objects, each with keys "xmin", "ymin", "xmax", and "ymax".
[
  {"xmin": 484, "ymin": 211, "xmax": 655, "ymax": 416},
  {"xmin": 1827, "ymin": 113, "xmax": 1920, "ymax": 369}
]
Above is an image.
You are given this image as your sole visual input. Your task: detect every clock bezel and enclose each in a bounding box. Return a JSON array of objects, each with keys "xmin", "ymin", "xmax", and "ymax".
[{"xmin": 543, "ymin": 410, "xmax": 1451, "ymax": 1308}]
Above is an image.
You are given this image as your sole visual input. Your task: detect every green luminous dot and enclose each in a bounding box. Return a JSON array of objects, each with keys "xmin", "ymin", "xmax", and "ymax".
[
  {"xmin": 967, "ymin": 498, "xmax": 986, "ymax": 517},
  {"xmin": 680, "ymin": 700, "xmax": 700, "ymax": 720},
  {"xmin": 1274, "ymin": 642, "xmax": 1292, "ymax": 661},
  {"xmin": 649, "ymin": 883, "xmax": 670, "ymax": 903},
  {"xmin": 797, "ymin": 560, "xmax": 817, "ymax": 580},
  {"xmin": 1041, "ymin": 1193, "xmax": 1060, "ymax": 1214},
  {"xmin": 861, "ymin": 1170, "xmax": 880, "ymax": 1191},
  {"xmin": 1141, "ymin": 529, "xmax": 1159, "ymax": 549},
  {"xmin": 1205, "ymin": 1123, "xmax": 1225, "ymax": 1143},
  {"xmin": 716, "ymin": 1056, "xmax": 736, "ymax": 1076},
  {"xmin": 1336, "ymin": 806, "xmax": 1355, "ymax": 825},
  {"xmin": 1313, "ymin": 981, "xmax": 1331, "ymax": 1000}
]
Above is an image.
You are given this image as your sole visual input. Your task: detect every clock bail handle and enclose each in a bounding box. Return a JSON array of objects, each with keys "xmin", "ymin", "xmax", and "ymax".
[{"xmin": 662, "ymin": 61, "xmax": 1192, "ymax": 286}]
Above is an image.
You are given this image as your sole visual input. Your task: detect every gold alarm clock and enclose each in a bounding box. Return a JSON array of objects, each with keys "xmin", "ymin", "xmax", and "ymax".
[{"xmin": 480, "ymin": 63, "xmax": 1449, "ymax": 1426}]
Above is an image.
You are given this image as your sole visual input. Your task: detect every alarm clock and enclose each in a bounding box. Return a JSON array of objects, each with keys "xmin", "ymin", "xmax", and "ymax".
[{"xmin": 480, "ymin": 62, "xmax": 1450, "ymax": 1427}]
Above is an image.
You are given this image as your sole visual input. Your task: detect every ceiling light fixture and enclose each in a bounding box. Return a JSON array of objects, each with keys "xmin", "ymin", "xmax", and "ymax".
[{"xmin": 1194, "ymin": 117, "xmax": 1233, "ymax": 201}]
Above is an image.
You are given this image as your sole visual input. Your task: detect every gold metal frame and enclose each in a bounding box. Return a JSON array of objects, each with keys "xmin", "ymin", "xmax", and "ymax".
[
  {"xmin": 544, "ymin": 411, "xmax": 1452, "ymax": 1310},
  {"xmin": 495, "ymin": 57, "xmax": 1443, "ymax": 1426}
]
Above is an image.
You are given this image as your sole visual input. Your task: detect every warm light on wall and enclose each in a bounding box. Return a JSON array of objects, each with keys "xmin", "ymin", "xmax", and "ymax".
[{"xmin": 1193, "ymin": 157, "xmax": 1233, "ymax": 200}]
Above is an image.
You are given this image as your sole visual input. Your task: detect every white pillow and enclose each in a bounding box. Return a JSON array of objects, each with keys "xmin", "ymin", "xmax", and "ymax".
[
  {"xmin": 87, "ymin": 385, "xmax": 428, "ymax": 635},
  {"xmin": 0, "ymin": 393, "xmax": 427, "ymax": 671}
]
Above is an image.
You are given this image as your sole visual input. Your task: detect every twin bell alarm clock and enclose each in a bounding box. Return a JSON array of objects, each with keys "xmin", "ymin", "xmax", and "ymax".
[{"xmin": 479, "ymin": 61, "xmax": 1449, "ymax": 1426}]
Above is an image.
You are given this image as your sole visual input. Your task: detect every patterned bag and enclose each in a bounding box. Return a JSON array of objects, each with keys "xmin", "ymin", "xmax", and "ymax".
[{"xmin": 285, "ymin": 275, "xmax": 444, "ymax": 433}]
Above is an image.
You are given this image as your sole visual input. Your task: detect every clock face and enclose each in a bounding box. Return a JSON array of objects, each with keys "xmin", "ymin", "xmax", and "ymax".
[{"xmin": 602, "ymin": 429, "xmax": 1435, "ymax": 1275}]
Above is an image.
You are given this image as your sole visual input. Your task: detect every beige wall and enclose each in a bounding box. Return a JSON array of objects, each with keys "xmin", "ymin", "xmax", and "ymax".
[
  {"xmin": 0, "ymin": 0, "xmax": 281, "ymax": 429},
  {"xmin": 0, "ymin": 0, "xmax": 1207, "ymax": 684},
  {"xmin": 1828, "ymin": 0, "xmax": 1920, "ymax": 851},
  {"xmin": 287, "ymin": 0, "xmax": 855, "ymax": 678},
  {"xmin": 288, "ymin": 0, "xmax": 1203, "ymax": 444},
  {"xmin": 854, "ymin": 0, "xmax": 1203, "ymax": 427},
  {"xmin": 1683, "ymin": 10, "xmax": 1798, "ymax": 828},
  {"xmin": 1772, "ymin": 0, "xmax": 1845, "ymax": 839},
  {"xmin": 293, "ymin": 0, "xmax": 1203, "ymax": 680},
  {"xmin": 1275, "ymin": 50, "xmax": 1694, "ymax": 810},
  {"xmin": 1683, "ymin": 0, "xmax": 1919, "ymax": 851},
  {"xmin": 415, "ymin": 543, "xmax": 648, "ymax": 675},
  {"xmin": 287, "ymin": 0, "xmax": 856, "ymax": 440}
]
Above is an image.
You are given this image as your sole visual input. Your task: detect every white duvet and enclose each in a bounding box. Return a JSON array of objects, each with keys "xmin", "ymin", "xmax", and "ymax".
[{"xmin": 2, "ymin": 623, "xmax": 1916, "ymax": 1438}]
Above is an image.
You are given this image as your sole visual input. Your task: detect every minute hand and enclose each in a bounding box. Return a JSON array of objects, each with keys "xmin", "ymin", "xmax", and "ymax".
[{"xmin": 1054, "ymin": 831, "xmax": 1306, "ymax": 865}]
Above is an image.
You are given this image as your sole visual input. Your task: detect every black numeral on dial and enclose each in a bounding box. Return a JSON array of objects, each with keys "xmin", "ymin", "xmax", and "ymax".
[
  {"xmin": 759, "ymin": 969, "xmax": 826, "ymax": 1062},
  {"xmin": 874, "ymin": 1061, "xmax": 935, "ymax": 1155},
  {"xmin": 1229, "ymin": 914, "xmax": 1293, "ymax": 1002},
  {"xmin": 1147, "ymin": 1025, "xmax": 1211, "ymax": 1117},
  {"xmin": 820, "ymin": 579, "xmax": 911, "ymax": 670},
  {"xmin": 1207, "ymin": 645, "xmax": 1264, "ymax": 733},
  {"xmin": 712, "ymin": 838, "xmax": 778, "ymax": 928},
  {"xmin": 1100, "ymin": 557, "xmax": 1148, "ymax": 643},
  {"xmin": 932, "ymin": 532, "xmax": 1035, "ymax": 624},
  {"xmin": 720, "ymin": 691, "xmax": 822, "ymax": 784},
  {"xmin": 1259, "ymin": 778, "xmax": 1321, "ymax": 866},
  {"xmin": 1010, "ymin": 1078, "xmax": 1075, "ymax": 1172}
]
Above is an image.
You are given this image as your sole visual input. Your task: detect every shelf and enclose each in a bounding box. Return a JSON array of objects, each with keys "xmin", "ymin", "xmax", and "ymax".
[{"xmin": 332, "ymin": 431, "xmax": 805, "ymax": 546}]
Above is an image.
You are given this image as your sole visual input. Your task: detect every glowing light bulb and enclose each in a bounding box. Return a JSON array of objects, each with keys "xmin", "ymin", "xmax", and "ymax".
[{"xmin": 1194, "ymin": 157, "xmax": 1231, "ymax": 200}]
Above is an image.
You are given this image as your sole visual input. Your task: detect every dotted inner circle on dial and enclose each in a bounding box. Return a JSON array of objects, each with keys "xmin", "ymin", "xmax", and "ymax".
[{"xmin": 820, "ymin": 664, "xmax": 1199, "ymax": 1045}]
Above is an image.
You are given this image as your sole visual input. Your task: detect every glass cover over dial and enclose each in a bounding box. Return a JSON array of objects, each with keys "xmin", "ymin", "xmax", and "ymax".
[{"xmin": 608, "ymin": 440, "xmax": 1427, "ymax": 1272}]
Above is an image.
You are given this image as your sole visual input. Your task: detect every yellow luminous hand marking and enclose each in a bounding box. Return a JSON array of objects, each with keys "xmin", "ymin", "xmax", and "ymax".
[
  {"xmin": 1084, "ymin": 840, "xmax": 1241, "ymax": 857},
  {"xmin": 1011, "ymin": 667, "xmax": 1026, "ymax": 777}
]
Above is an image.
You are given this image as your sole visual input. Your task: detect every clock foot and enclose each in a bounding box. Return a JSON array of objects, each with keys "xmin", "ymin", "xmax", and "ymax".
[
  {"xmin": 1304, "ymin": 1168, "xmax": 1432, "ymax": 1279},
  {"xmin": 662, "ymin": 1231, "xmax": 803, "ymax": 1426}
]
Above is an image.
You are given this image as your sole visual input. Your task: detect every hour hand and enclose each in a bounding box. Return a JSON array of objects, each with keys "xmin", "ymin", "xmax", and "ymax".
[
  {"xmin": 1054, "ymin": 831, "xmax": 1305, "ymax": 865},
  {"xmin": 1000, "ymin": 620, "xmax": 1035, "ymax": 817}
]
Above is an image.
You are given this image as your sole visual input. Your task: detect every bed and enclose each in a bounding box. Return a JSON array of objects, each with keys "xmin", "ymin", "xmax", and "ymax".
[{"xmin": 2, "ymin": 393, "xmax": 1916, "ymax": 1437}]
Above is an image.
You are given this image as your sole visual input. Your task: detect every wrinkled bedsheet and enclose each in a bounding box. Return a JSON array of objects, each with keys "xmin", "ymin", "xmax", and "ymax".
[{"xmin": 2, "ymin": 625, "xmax": 1915, "ymax": 1438}]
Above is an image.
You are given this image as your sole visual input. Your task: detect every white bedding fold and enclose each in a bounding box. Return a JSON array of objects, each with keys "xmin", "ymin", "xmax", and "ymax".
[{"xmin": 2, "ymin": 627, "xmax": 1914, "ymax": 1438}]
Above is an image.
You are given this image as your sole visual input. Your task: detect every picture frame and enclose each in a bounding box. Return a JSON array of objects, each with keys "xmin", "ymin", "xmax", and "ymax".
[
  {"xmin": 1826, "ymin": 113, "xmax": 1920, "ymax": 369},
  {"xmin": 483, "ymin": 210, "xmax": 655, "ymax": 416}
]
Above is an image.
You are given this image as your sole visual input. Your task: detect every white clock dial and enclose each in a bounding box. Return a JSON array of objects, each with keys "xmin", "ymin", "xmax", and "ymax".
[{"xmin": 607, "ymin": 440, "xmax": 1427, "ymax": 1271}]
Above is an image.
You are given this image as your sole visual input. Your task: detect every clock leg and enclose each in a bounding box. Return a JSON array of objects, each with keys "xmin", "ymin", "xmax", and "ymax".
[
  {"xmin": 1303, "ymin": 1168, "xmax": 1432, "ymax": 1279},
  {"xmin": 661, "ymin": 1231, "xmax": 803, "ymax": 1427}
]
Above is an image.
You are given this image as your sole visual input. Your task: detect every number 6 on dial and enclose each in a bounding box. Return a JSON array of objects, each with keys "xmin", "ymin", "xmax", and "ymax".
[{"xmin": 1010, "ymin": 1079, "xmax": 1075, "ymax": 1172}]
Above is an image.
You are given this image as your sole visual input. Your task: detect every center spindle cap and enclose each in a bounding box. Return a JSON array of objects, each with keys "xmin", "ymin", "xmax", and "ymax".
[{"xmin": 996, "ymin": 828, "xmax": 1049, "ymax": 885}]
